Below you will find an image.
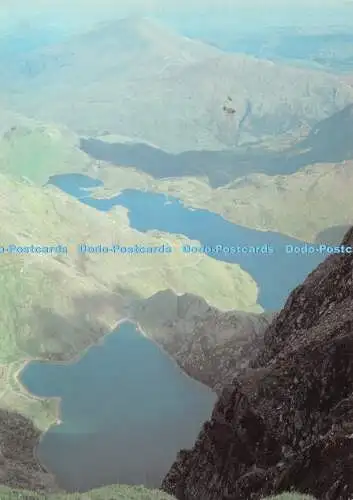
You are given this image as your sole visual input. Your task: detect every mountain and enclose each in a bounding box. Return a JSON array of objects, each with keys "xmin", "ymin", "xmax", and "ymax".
[
  {"xmin": 76, "ymin": 100, "xmax": 353, "ymax": 242},
  {"xmin": 0, "ymin": 170, "xmax": 260, "ymax": 432},
  {"xmin": 78, "ymin": 98, "xmax": 353, "ymax": 187},
  {"xmin": 81, "ymin": 148, "xmax": 353, "ymax": 244},
  {"xmin": 130, "ymin": 290, "xmax": 272, "ymax": 394},
  {"xmin": 215, "ymin": 158, "xmax": 353, "ymax": 242},
  {"xmin": 2, "ymin": 17, "xmax": 353, "ymax": 152},
  {"xmin": 197, "ymin": 29, "xmax": 353, "ymax": 73},
  {"xmin": 162, "ymin": 226, "xmax": 353, "ymax": 500}
]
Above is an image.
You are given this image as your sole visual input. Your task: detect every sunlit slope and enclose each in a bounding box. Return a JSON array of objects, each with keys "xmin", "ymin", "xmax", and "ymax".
[
  {"xmin": 4, "ymin": 17, "xmax": 353, "ymax": 152},
  {"xmin": 0, "ymin": 122, "xmax": 92, "ymax": 183},
  {"xmin": 1, "ymin": 117, "xmax": 349, "ymax": 245},
  {"xmin": 91, "ymin": 159, "xmax": 353, "ymax": 243},
  {"xmin": 85, "ymin": 101, "xmax": 353, "ymax": 242},
  {"xmin": 0, "ymin": 173, "xmax": 260, "ymax": 429}
]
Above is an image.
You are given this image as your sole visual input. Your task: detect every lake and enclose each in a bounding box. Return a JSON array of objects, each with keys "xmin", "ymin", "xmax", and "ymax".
[
  {"xmin": 49, "ymin": 173, "xmax": 325, "ymax": 311},
  {"xmin": 20, "ymin": 321, "xmax": 217, "ymax": 492}
]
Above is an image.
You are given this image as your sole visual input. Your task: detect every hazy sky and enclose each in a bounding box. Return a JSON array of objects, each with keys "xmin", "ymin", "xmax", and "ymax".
[
  {"xmin": 1, "ymin": 0, "xmax": 351, "ymax": 7},
  {"xmin": 1, "ymin": 0, "xmax": 353, "ymax": 32}
]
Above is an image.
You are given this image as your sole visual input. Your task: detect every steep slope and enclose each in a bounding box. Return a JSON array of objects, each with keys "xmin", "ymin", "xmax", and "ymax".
[
  {"xmin": 0, "ymin": 172, "xmax": 260, "ymax": 432},
  {"xmin": 130, "ymin": 290, "xmax": 272, "ymax": 393},
  {"xmin": 162, "ymin": 226, "xmax": 353, "ymax": 500},
  {"xmin": 3, "ymin": 17, "xmax": 353, "ymax": 152},
  {"xmin": 0, "ymin": 409, "xmax": 313, "ymax": 499},
  {"xmin": 0, "ymin": 409, "xmax": 58, "ymax": 493},
  {"xmin": 0, "ymin": 406, "xmax": 176, "ymax": 500}
]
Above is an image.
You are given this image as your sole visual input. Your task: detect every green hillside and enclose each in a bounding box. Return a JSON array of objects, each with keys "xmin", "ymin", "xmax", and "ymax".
[
  {"xmin": 0, "ymin": 485, "xmax": 175, "ymax": 500},
  {"xmin": 0, "ymin": 486, "xmax": 317, "ymax": 499},
  {"xmin": 91, "ymin": 155, "xmax": 353, "ymax": 244},
  {"xmin": 0, "ymin": 122, "xmax": 91, "ymax": 183},
  {"xmin": 0, "ymin": 171, "xmax": 260, "ymax": 430}
]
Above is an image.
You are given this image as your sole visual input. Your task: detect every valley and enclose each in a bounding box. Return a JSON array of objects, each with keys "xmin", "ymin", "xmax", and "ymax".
[{"xmin": 0, "ymin": 6, "xmax": 352, "ymax": 500}]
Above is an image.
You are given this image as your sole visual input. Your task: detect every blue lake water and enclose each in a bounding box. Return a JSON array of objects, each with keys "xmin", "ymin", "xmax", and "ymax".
[
  {"xmin": 49, "ymin": 173, "xmax": 325, "ymax": 311},
  {"xmin": 20, "ymin": 322, "xmax": 216, "ymax": 492}
]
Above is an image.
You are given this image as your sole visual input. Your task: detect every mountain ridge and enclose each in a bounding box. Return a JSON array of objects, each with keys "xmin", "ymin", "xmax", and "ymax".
[
  {"xmin": 3, "ymin": 17, "xmax": 353, "ymax": 152},
  {"xmin": 129, "ymin": 290, "xmax": 272, "ymax": 394},
  {"xmin": 162, "ymin": 225, "xmax": 353, "ymax": 499}
]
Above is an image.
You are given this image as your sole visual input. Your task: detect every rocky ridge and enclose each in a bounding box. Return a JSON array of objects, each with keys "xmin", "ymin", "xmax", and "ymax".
[
  {"xmin": 130, "ymin": 291, "xmax": 272, "ymax": 394},
  {"xmin": 162, "ymin": 227, "xmax": 353, "ymax": 499},
  {"xmin": 0, "ymin": 409, "xmax": 58, "ymax": 492}
]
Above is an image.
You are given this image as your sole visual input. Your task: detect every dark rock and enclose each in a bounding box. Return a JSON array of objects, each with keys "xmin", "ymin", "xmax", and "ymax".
[
  {"xmin": 130, "ymin": 290, "xmax": 272, "ymax": 394},
  {"xmin": 0, "ymin": 409, "xmax": 58, "ymax": 492},
  {"xmin": 274, "ymin": 433, "xmax": 353, "ymax": 500},
  {"xmin": 162, "ymin": 226, "xmax": 353, "ymax": 500}
]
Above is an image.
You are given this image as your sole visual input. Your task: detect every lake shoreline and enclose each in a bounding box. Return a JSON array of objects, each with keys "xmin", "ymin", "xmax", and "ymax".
[
  {"xmin": 15, "ymin": 318, "xmax": 217, "ymax": 492},
  {"xmin": 14, "ymin": 317, "xmax": 133, "ymax": 488}
]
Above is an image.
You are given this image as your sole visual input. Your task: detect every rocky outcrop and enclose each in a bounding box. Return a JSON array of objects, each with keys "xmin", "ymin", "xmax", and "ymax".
[
  {"xmin": 0, "ymin": 409, "xmax": 58, "ymax": 492},
  {"xmin": 162, "ymin": 226, "xmax": 353, "ymax": 500},
  {"xmin": 129, "ymin": 291, "xmax": 272, "ymax": 393}
]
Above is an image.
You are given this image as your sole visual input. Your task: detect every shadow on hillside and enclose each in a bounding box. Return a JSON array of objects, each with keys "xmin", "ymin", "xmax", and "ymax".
[
  {"xmin": 80, "ymin": 104, "xmax": 353, "ymax": 188},
  {"xmin": 17, "ymin": 286, "xmax": 132, "ymax": 360},
  {"xmin": 314, "ymin": 225, "xmax": 352, "ymax": 246}
]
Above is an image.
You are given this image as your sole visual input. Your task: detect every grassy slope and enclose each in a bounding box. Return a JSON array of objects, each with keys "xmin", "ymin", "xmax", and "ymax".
[
  {"xmin": 0, "ymin": 487, "xmax": 316, "ymax": 499},
  {"xmin": 0, "ymin": 485, "xmax": 176, "ymax": 499},
  {"xmin": 0, "ymin": 121, "xmax": 260, "ymax": 500},
  {"xmin": 1, "ymin": 105, "xmax": 351, "ymax": 247},
  {"xmin": 0, "ymin": 173, "xmax": 308, "ymax": 500},
  {"xmin": 0, "ymin": 171, "xmax": 260, "ymax": 432},
  {"xmin": 92, "ymin": 160, "xmax": 353, "ymax": 243},
  {"xmin": 0, "ymin": 122, "xmax": 92, "ymax": 184},
  {"xmin": 2, "ymin": 115, "xmax": 351, "ymax": 247}
]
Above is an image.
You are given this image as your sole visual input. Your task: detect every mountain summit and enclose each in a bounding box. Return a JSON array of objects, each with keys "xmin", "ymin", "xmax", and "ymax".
[
  {"xmin": 54, "ymin": 16, "xmax": 220, "ymax": 58},
  {"xmin": 162, "ymin": 226, "xmax": 353, "ymax": 500},
  {"xmin": 4, "ymin": 17, "xmax": 353, "ymax": 152}
]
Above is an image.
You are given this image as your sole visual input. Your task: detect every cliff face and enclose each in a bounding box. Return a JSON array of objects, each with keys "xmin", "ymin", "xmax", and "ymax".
[
  {"xmin": 162, "ymin": 227, "xmax": 353, "ymax": 500},
  {"xmin": 0, "ymin": 409, "xmax": 58, "ymax": 492},
  {"xmin": 130, "ymin": 290, "xmax": 272, "ymax": 394}
]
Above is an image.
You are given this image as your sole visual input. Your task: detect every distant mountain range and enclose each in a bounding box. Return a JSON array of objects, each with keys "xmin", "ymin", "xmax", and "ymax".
[
  {"xmin": 2, "ymin": 16, "xmax": 353, "ymax": 152},
  {"xmin": 193, "ymin": 29, "xmax": 353, "ymax": 73},
  {"xmin": 79, "ymin": 100, "xmax": 353, "ymax": 188},
  {"xmin": 2, "ymin": 103, "xmax": 351, "ymax": 247},
  {"xmin": 79, "ymin": 96, "xmax": 353, "ymax": 243}
]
